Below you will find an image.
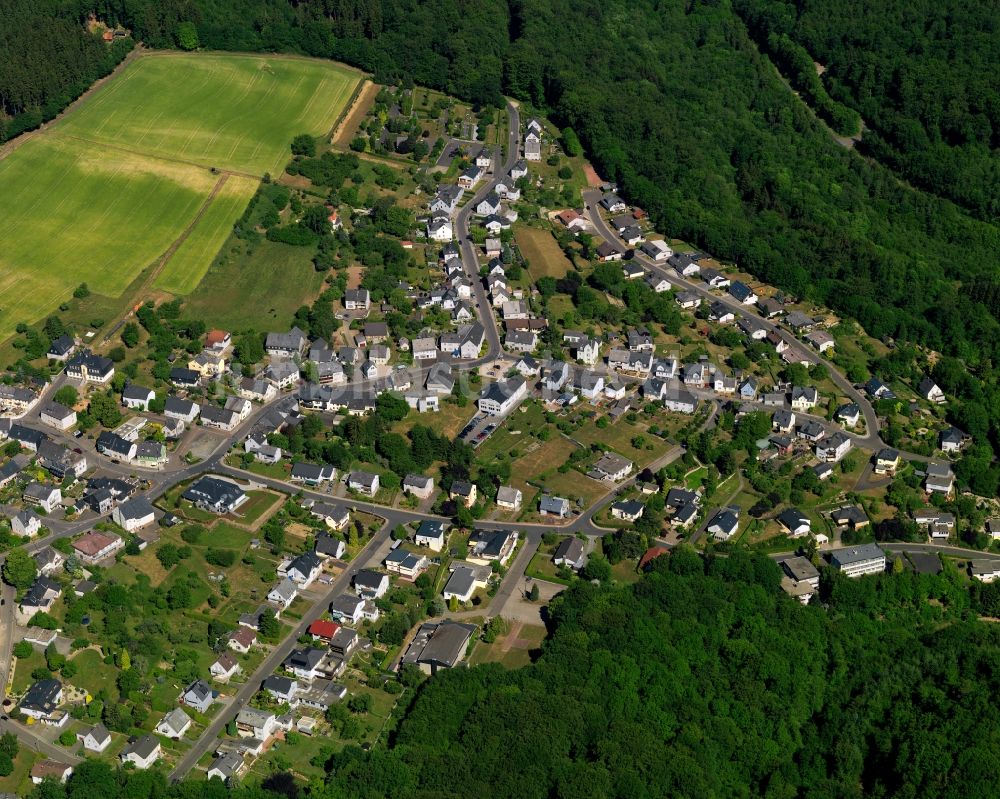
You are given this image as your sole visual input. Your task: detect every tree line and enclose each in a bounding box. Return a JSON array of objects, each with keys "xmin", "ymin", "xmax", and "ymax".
[{"xmin": 0, "ymin": 0, "xmax": 132, "ymax": 142}]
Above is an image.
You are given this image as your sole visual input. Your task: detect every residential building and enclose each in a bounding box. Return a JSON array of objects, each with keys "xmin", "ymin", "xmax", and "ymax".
[
  {"xmin": 180, "ymin": 679, "xmax": 214, "ymax": 713},
  {"xmin": 120, "ymin": 735, "xmax": 160, "ymax": 770},
  {"xmin": 384, "ymin": 547, "xmax": 430, "ymax": 579},
  {"xmin": 539, "ymin": 495, "xmax": 570, "ymax": 518},
  {"xmin": 590, "ymin": 451, "xmax": 633, "ymax": 482},
  {"xmin": 353, "ymin": 569, "xmax": 390, "ymax": 599},
  {"xmin": 290, "ymin": 462, "xmax": 336, "ymax": 485},
  {"xmin": 918, "ymin": 376, "xmax": 946, "ymax": 404},
  {"xmin": 776, "ymin": 508, "xmax": 811, "ymax": 537},
  {"xmin": 39, "ymin": 402, "xmax": 76, "ymax": 431},
  {"xmin": 79, "ymin": 723, "xmax": 111, "ymax": 753},
  {"xmin": 156, "ymin": 708, "xmax": 192, "ymax": 739},
  {"xmin": 31, "ymin": 761, "xmax": 73, "ymax": 785},
  {"xmin": 708, "ymin": 508, "xmax": 740, "ymax": 541},
  {"xmin": 403, "ymin": 474, "xmax": 435, "ymax": 499},
  {"xmin": 112, "ymin": 496, "xmax": 156, "ymax": 532},
  {"xmin": 265, "ymin": 327, "xmax": 307, "ymax": 358},
  {"xmin": 72, "ymin": 531, "xmax": 123, "ymax": 564},
  {"xmin": 23, "ymin": 483, "xmax": 60, "ymax": 513},
  {"xmin": 347, "ymin": 470, "xmax": 379, "ymax": 496},
  {"xmin": 478, "ymin": 376, "xmax": 527, "ymax": 415},
  {"xmin": 20, "ymin": 679, "xmax": 64, "ymax": 726},
  {"xmin": 830, "ymin": 544, "xmax": 886, "ymax": 578},
  {"xmin": 400, "ymin": 621, "xmax": 477, "ymax": 675},
  {"xmin": 496, "ymin": 486, "xmax": 522, "ymax": 511},
  {"xmin": 65, "ymin": 351, "xmax": 114, "ymax": 383},
  {"xmin": 414, "ymin": 520, "xmax": 448, "ymax": 552},
  {"xmin": 925, "ymin": 461, "xmax": 955, "ymax": 495},
  {"xmin": 182, "ymin": 476, "xmax": 247, "ymax": 514},
  {"xmin": 611, "ymin": 499, "xmax": 644, "ymax": 522}
]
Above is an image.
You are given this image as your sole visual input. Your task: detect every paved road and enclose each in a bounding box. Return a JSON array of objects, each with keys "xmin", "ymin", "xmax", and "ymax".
[
  {"xmin": 0, "ymin": 716, "xmax": 83, "ymax": 764},
  {"xmin": 455, "ymin": 100, "xmax": 521, "ymax": 361},
  {"xmin": 582, "ymin": 191, "xmax": 891, "ymax": 452},
  {"xmin": 168, "ymin": 521, "xmax": 393, "ymax": 781}
]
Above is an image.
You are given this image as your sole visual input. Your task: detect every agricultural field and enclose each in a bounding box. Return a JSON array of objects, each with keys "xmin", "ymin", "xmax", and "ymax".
[
  {"xmin": 152, "ymin": 175, "xmax": 260, "ymax": 295},
  {"xmin": 0, "ymin": 52, "xmax": 359, "ymax": 341},
  {"xmin": 0, "ymin": 136, "xmax": 212, "ymax": 338},
  {"xmin": 182, "ymin": 238, "xmax": 328, "ymax": 332},
  {"xmin": 58, "ymin": 53, "xmax": 360, "ymax": 176}
]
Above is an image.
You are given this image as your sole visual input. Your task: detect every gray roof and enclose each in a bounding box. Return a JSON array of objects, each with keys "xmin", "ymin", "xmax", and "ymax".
[
  {"xmin": 117, "ymin": 495, "xmax": 155, "ymax": 521},
  {"xmin": 122, "ymin": 734, "xmax": 159, "ymax": 760},
  {"xmin": 444, "ymin": 566, "xmax": 477, "ymax": 597},
  {"xmin": 830, "ymin": 543, "xmax": 885, "ymax": 567}
]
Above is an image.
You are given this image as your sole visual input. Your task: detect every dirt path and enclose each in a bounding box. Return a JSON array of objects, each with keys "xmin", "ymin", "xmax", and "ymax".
[
  {"xmin": 0, "ymin": 46, "xmax": 146, "ymax": 163},
  {"xmin": 331, "ymin": 79, "xmax": 377, "ymax": 147},
  {"xmin": 499, "ymin": 621, "xmax": 524, "ymax": 653}
]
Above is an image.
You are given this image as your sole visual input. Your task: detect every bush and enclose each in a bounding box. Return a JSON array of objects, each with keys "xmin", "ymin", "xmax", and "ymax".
[
  {"xmin": 205, "ymin": 548, "xmax": 236, "ymax": 567},
  {"xmin": 13, "ymin": 642, "xmax": 31, "ymax": 659}
]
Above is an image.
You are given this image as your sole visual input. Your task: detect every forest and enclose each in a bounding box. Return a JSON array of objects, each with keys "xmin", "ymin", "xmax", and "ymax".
[
  {"xmin": 0, "ymin": 0, "xmax": 133, "ymax": 141},
  {"xmin": 735, "ymin": 0, "xmax": 1000, "ymax": 222}
]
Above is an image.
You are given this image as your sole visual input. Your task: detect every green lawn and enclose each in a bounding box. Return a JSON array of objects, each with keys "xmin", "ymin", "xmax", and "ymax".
[
  {"xmin": 59, "ymin": 53, "xmax": 360, "ymax": 176},
  {"xmin": 69, "ymin": 649, "xmax": 119, "ymax": 698},
  {"xmin": 153, "ymin": 174, "xmax": 259, "ymax": 295},
  {"xmin": 0, "ymin": 136, "xmax": 213, "ymax": 338},
  {"xmin": 183, "ymin": 237, "xmax": 327, "ymax": 332},
  {"xmin": 12, "ymin": 649, "xmax": 46, "ymax": 693}
]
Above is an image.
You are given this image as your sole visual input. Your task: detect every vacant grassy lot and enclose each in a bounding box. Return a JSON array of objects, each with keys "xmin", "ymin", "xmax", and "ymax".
[
  {"xmin": 153, "ymin": 175, "xmax": 260, "ymax": 295},
  {"xmin": 59, "ymin": 53, "xmax": 360, "ymax": 176},
  {"xmin": 516, "ymin": 226, "xmax": 574, "ymax": 279},
  {"xmin": 0, "ymin": 136, "xmax": 212, "ymax": 338},
  {"xmin": 183, "ymin": 237, "xmax": 328, "ymax": 332}
]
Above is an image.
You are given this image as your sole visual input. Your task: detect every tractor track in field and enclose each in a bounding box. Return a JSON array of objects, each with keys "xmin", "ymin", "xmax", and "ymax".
[
  {"xmin": 59, "ymin": 134, "xmax": 262, "ymax": 180},
  {"xmin": 101, "ymin": 172, "xmax": 231, "ymax": 341}
]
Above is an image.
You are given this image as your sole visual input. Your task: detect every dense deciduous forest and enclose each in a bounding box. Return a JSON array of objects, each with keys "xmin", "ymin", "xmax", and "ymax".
[
  {"xmin": 735, "ymin": 0, "xmax": 1000, "ymax": 222},
  {"xmin": 0, "ymin": 0, "xmax": 132, "ymax": 141}
]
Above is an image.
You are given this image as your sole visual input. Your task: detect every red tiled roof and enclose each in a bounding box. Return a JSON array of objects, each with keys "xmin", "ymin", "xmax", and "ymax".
[
  {"xmin": 73, "ymin": 531, "xmax": 117, "ymax": 557},
  {"xmin": 205, "ymin": 329, "xmax": 229, "ymax": 346},
  {"xmin": 639, "ymin": 546, "xmax": 669, "ymax": 571},
  {"xmin": 308, "ymin": 619, "xmax": 340, "ymax": 639}
]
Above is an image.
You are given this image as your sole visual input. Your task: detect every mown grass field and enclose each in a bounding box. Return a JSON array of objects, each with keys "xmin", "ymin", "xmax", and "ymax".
[
  {"xmin": 153, "ymin": 174, "xmax": 260, "ymax": 295},
  {"xmin": 0, "ymin": 52, "xmax": 359, "ymax": 339},
  {"xmin": 59, "ymin": 53, "xmax": 360, "ymax": 176},
  {"xmin": 516, "ymin": 225, "xmax": 574, "ymax": 279},
  {"xmin": 182, "ymin": 237, "xmax": 328, "ymax": 331}
]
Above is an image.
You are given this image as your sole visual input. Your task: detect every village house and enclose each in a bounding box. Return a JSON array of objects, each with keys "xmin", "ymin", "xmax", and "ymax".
[
  {"xmin": 120, "ymin": 736, "xmax": 161, "ymax": 770},
  {"xmin": 39, "ymin": 402, "xmax": 76, "ymax": 431},
  {"xmin": 414, "ymin": 519, "xmax": 448, "ymax": 551},
  {"xmin": 403, "ymin": 474, "xmax": 435, "ymax": 499},
  {"xmin": 348, "ymin": 470, "xmax": 380, "ymax": 496},
  {"xmin": 65, "ymin": 351, "xmax": 114, "ymax": 384},
  {"xmin": 72, "ymin": 531, "xmax": 123, "ymax": 564}
]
